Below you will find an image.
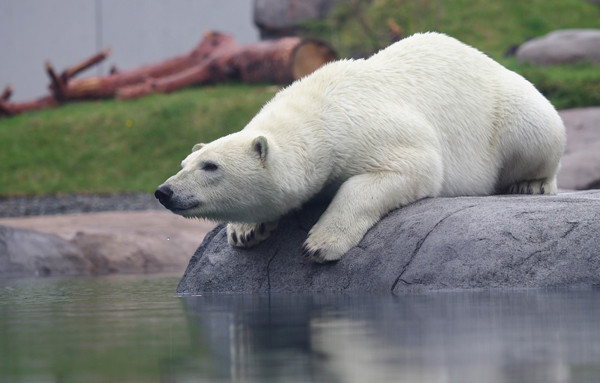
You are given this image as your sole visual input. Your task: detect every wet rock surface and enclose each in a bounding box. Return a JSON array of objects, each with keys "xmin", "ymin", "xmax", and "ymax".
[{"xmin": 177, "ymin": 191, "xmax": 600, "ymax": 294}]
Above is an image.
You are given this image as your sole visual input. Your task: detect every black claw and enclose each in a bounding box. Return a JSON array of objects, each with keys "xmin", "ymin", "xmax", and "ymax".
[
  {"xmin": 231, "ymin": 232, "xmax": 238, "ymax": 244},
  {"xmin": 259, "ymin": 223, "xmax": 266, "ymax": 235},
  {"xmin": 301, "ymin": 244, "xmax": 320, "ymax": 260},
  {"xmin": 301, "ymin": 244, "xmax": 311, "ymax": 258}
]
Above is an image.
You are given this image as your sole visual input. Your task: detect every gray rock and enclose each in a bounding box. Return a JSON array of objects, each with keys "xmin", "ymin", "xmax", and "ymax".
[
  {"xmin": 0, "ymin": 225, "xmax": 90, "ymax": 277},
  {"xmin": 516, "ymin": 29, "xmax": 600, "ymax": 65},
  {"xmin": 254, "ymin": 0, "xmax": 345, "ymax": 39},
  {"xmin": 0, "ymin": 211, "xmax": 212, "ymax": 277},
  {"xmin": 69, "ymin": 230, "xmax": 192, "ymax": 275},
  {"xmin": 558, "ymin": 107, "xmax": 600, "ymax": 190},
  {"xmin": 177, "ymin": 190, "xmax": 600, "ymax": 294}
]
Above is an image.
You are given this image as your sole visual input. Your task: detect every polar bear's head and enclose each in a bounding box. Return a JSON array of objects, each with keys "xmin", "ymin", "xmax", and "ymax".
[{"xmin": 155, "ymin": 133, "xmax": 282, "ymax": 223}]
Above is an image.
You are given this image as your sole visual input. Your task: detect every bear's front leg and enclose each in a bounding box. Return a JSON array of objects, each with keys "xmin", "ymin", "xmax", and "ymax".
[
  {"xmin": 227, "ymin": 221, "xmax": 279, "ymax": 248},
  {"xmin": 303, "ymin": 171, "xmax": 437, "ymax": 263}
]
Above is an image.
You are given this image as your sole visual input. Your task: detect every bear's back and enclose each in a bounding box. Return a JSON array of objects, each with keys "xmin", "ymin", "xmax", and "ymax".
[{"xmin": 312, "ymin": 33, "xmax": 561, "ymax": 196}]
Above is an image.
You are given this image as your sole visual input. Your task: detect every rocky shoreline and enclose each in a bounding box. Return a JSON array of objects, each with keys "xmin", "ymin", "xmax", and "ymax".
[{"xmin": 0, "ymin": 193, "xmax": 214, "ymax": 277}]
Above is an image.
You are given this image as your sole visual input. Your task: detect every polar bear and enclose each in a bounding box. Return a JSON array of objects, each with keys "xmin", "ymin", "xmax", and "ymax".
[{"xmin": 155, "ymin": 32, "xmax": 565, "ymax": 263}]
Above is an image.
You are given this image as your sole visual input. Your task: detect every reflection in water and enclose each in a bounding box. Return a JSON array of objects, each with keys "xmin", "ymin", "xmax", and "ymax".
[
  {"xmin": 0, "ymin": 275, "xmax": 199, "ymax": 383},
  {"xmin": 184, "ymin": 291, "xmax": 600, "ymax": 383},
  {"xmin": 1, "ymin": 274, "xmax": 600, "ymax": 382}
]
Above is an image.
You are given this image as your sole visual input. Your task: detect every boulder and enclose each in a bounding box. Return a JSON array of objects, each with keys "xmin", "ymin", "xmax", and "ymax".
[
  {"xmin": 558, "ymin": 107, "xmax": 600, "ymax": 190},
  {"xmin": 177, "ymin": 190, "xmax": 600, "ymax": 294},
  {"xmin": 516, "ymin": 29, "xmax": 600, "ymax": 65},
  {"xmin": 0, "ymin": 225, "xmax": 90, "ymax": 277},
  {"xmin": 70, "ymin": 231, "xmax": 192, "ymax": 275},
  {"xmin": 0, "ymin": 211, "xmax": 214, "ymax": 277},
  {"xmin": 254, "ymin": 0, "xmax": 344, "ymax": 39}
]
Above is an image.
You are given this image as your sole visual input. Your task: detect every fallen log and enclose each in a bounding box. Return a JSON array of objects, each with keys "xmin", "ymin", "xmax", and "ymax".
[
  {"xmin": 46, "ymin": 61, "xmax": 67, "ymax": 101},
  {"xmin": 45, "ymin": 48, "xmax": 112, "ymax": 101},
  {"xmin": 0, "ymin": 32, "xmax": 336, "ymax": 118},
  {"xmin": 63, "ymin": 48, "xmax": 111, "ymax": 80},
  {"xmin": 117, "ymin": 37, "xmax": 337, "ymax": 100},
  {"xmin": 0, "ymin": 95, "xmax": 59, "ymax": 117},
  {"xmin": 63, "ymin": 32, "xmax": 236, "ymax": 100},
  {"xmin": 0, "ymin": 48, "xmax": 113, "ymax": 116}
]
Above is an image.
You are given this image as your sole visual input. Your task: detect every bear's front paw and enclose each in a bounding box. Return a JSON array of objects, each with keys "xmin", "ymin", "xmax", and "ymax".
[
  {"xmin": 302, "ymin": 221, "xmax": 365, "ymax": 263},
  {"xmin": 301, "ymin": 239, "xmax": 347, "ymax": 264},
  {"xmin": 227, "ymin": 221, "xmax": 278, "ymax": 248}
]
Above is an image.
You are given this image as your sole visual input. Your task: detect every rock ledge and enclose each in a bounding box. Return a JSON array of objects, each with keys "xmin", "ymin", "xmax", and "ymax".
[{"xmin": 177, "ymin": 191, "xmax": 600, "ymax": 294}]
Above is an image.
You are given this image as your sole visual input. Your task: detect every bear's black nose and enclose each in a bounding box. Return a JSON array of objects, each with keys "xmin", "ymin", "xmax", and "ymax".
[{"xmin": 154, "ymin": 184, "xmax": 173, "ymax": 206}]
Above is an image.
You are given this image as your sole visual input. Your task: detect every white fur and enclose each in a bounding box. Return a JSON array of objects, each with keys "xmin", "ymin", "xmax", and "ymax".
[{"xmin": 159, "ymin": 32, "xmax": 565, "ymax": 263}]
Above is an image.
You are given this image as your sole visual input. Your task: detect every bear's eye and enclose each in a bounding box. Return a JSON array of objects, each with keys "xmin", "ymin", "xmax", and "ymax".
[{"xmin": 201, "ymin": 161, "xmax": 219, "ymax": 172}]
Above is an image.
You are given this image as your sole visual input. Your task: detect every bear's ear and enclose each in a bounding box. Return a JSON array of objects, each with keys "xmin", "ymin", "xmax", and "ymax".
[
  {"xmin": 192, "ymin": 143, "xmax": 205, "ymax": 152},
  {"xmin": 252, "ymin": 136, "xmax": 268, "ymax": 162}
]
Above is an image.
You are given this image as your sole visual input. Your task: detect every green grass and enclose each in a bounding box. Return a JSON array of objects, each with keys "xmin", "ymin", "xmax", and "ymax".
[
  {"xmin": 0, "ymin": 85, "xmax": 278, "ymax": 196},
  {"xmin": 501, "ymin": 59, "xmax": 600, "ymax": 110},
  {"xmin": 304, "ymin": 0, "xmax": 600, "ymax": 58}
]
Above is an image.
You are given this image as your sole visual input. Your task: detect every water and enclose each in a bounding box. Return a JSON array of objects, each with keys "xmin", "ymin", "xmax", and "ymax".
[{"xmin": 1, "ymin": 274, "xmax": 600, "ymax": 383}]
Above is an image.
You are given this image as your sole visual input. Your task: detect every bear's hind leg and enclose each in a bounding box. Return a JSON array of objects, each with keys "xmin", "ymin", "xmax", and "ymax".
[
  {"xmin": 227, "ymin": 221, "xmax": 279, "ymax": 248},
  {"xmin": 505, "ymin": 177, "xmax": 557, "ymax": 195}
]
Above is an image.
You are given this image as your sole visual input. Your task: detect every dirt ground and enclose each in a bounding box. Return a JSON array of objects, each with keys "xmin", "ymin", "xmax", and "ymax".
[{"xmin": 0, "ymin": 210, "xmax": 215, "ymax": 242}]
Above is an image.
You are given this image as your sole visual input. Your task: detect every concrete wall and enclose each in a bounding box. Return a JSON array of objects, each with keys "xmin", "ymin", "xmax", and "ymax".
[{"xmin": 0, "ymin": 0, "xmax": 259, "ymax": 101}]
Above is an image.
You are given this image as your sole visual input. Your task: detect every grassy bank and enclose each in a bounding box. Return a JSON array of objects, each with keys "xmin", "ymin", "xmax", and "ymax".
[
  {"xmin": 0, "ymin": 85, "xmax": 277, "ymax": 196},
  {"xmin": 305, "ymin": 0, "xmax": 600, "ymax": 58}
]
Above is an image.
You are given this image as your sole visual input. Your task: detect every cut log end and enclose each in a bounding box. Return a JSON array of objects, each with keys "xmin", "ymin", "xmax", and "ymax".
[{"xmin": 291, "ymin": 40, "xmax": 337, "ymax": 80}]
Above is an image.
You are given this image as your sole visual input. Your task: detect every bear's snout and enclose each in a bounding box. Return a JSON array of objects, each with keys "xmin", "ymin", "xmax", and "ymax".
[
  {"xmin": 155, "ymin": 184, "xmax": 174, "ymax": 207},
  {"xmin": 155, "ymin": 184, "xmax": 201, "ymax": 214}
]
